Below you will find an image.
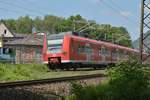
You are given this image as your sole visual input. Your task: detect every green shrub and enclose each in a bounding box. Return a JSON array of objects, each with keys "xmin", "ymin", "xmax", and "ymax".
[
  {"xmin": 68, "ymin": 82, "xmax": 98, "ymax": 100},
  {"xmin": 67, "ymin": 82, "xmax": 111, "ymax": 100},
  {"xmin": 107, "ymin": 60, "xmax": 150, "ymax": 100},
  {"xmin": 67, "ymin": 59, "xmax": 150, "ymax": 100}
]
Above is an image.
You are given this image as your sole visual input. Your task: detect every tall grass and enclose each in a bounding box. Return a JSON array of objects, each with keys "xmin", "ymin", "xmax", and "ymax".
[
  {"xmin": 0, "ymin": 63, "xmax": 105, "ymax": 82},
  {"xmin": 0, "ymin": 63, "xmax": 48, "ymax": 82}
]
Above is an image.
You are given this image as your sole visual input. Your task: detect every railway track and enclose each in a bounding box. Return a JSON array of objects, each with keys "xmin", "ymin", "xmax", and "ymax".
[{"xmin": 0, "ymin": 74, "xmax": 106, "ymax": 88}]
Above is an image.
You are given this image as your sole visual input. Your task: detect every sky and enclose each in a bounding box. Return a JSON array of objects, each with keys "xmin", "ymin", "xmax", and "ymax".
[{"xmin": 0, "ymin": 0, "xmax": 141, "ymax": 41}]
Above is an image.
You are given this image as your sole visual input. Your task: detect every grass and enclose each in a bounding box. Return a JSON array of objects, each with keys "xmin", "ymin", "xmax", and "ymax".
[{"xmin": 0, "ymin": 63, "xmax": 105, "ymax": 83}]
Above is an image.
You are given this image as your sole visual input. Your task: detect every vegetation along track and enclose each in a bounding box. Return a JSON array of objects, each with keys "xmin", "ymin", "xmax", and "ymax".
[{"xmin": 0, "ymin": 74, "xmax": 106, "ymax": 88}]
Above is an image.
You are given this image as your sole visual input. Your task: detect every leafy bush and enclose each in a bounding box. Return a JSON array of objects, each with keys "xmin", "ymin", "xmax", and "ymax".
[
  {"xmin": 67, "ymin": 83, "xmax": 97, "ymax": 100},
  {"xmin": 108, "ymin": 60, "xmax": 150, "ymax": 100},
  {"xmin": 67, "ymin": 82, "xmax": 110, "ymax": 100},
  {"xmin": 67, "ymin": 59, "xmax": 150, "ymax": 100}
]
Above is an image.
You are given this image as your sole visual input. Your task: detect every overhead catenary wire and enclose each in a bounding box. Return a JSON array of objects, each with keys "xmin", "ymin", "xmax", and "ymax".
[
  {"xmin": 0, "ymin": 6, "xmax": 21, "ymax": 14},
  {"xmin": 109, "ymin": 0, "xmax": 137, "ymax": 19},
  {"xmin": 76, "ymin": 23, "xmax": 90, "ymax": 32},
  {"xmin": 0, "ymin": 0, "xmax": 44, "ymax": 16},
  {"xmin": 98, "ymin": 0, "xmax": 138, "ymax": 26},
  {"xmin": 15, "ymin": 0, "xmax": 45, "ymax": 14},
  {"xmin": 77, "ymin": 0, "xmax": 139, "ymax": 33}
]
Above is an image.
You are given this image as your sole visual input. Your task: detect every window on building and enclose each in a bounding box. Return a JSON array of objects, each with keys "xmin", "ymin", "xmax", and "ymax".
[
  {"xmin": 0, "ymin": 48, "xmax": 1, "ymax": 54},
  {"xmin": 4, "ymin": 29, "xmax": 7, "ymax": 34},
  {"xmin": 3, "ymin": 48, "xmax": 9, "ymax": 54},
  {"xmin": 35, "ymin": 48, "xmax": 41, "ymax": 58}
]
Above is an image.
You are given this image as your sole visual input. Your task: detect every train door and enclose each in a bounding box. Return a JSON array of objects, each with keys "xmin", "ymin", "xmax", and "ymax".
[
  {"xmin": 101, "ymin": 47, "xmax": 106, "ymax": 63},
  {"xmin": 116, "ymin": 49, "xmax": 119, "ymax": 61},
  {"xmin": 112, "ymin": 48, "xmax": 117, "ymax": 63},
  {"xmin": 102, "ymin": 54, "xmax": 105, "ymax": 62}
]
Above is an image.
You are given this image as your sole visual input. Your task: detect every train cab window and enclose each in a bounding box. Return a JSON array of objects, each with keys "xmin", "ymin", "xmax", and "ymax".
[{"xmin": 47, "ymin": 39, "xmax": 63, "ymax": 53}]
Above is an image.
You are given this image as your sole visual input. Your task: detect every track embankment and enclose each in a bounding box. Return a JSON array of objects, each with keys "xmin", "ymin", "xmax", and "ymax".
[{"xmin": 0, "ymin": 74, "xmax": 106, "ymax": 100}]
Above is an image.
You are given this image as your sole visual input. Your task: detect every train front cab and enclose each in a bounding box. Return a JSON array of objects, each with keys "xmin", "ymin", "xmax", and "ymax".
[{"xmin": 45, "ymin": 33, "xmax": 71, "ymax": 70}]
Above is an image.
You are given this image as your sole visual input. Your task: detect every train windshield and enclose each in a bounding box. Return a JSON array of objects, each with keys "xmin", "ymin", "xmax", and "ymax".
[{"xmin": 47, "ymin": 39, "xmax": 63, "ymax": 53}]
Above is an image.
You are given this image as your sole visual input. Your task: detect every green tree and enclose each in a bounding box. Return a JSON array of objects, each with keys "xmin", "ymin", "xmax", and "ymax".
[
  {"xmin": 3, "ymin": 14, "xmax": 132, "ymax": 47},
  {"xmin": 15, "ymin": 16, "xmax": 32, "ymax": 34},
  {"xmin": 3, "ymin": 19, "xmax": 17, "ymax": 33},
  {"xmin": 43, "ymin": 15, "xmax": 64, "ymax": 34},
  {"xmin": 33, "ymin": 17, "xmax": 44, "ymax": 32}
]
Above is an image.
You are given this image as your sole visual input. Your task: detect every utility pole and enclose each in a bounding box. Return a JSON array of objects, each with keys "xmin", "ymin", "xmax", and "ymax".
[{"xmin": 140, "ymin": 0, "xmax": 150, "ymax": 63}]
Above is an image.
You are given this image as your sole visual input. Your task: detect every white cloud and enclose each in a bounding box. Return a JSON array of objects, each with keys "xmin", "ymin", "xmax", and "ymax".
[
  {"xmin": 120, "ymin": 11, "xmax": 132, "ymax": 17},
  {"xmin": 88, "ymin": 0, "xmax": 100, "ymax": 3}
]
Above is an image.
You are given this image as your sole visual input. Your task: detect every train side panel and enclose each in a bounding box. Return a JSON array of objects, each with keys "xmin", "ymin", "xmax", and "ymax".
[{"xmin": 69, "ymin": 36, "xmax": 112, "ymax": 65}]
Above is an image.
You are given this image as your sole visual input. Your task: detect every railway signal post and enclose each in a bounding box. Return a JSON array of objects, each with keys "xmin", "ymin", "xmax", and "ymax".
[{"xmin": 140, "ymin": 0, "xmax": 150, "ymax": 63}]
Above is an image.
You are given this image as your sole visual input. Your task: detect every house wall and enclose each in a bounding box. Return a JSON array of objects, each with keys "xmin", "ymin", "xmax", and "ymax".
[
  {"xmin": 0, "ymin": 37, "xmax": 2, "ymax": 47},
  {"xmin": 0, "ymin": 23, "xmax": 14, "ymax": 37},
  {"xmin": 0, "ymin": 22, "xmax": 14, "ymax": 61},
  {"xmin": 15, "ymin": 46, "xmax": 43, "ymax": 64}
]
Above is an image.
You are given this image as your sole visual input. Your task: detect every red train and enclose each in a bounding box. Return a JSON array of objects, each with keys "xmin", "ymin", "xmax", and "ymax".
[{"xmin": 42, "ymin": 32, "xmax": 139, "ymax": 70}]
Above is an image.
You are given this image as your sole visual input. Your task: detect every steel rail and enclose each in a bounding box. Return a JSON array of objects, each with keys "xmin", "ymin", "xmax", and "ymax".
[{"xmin": 0, "ymin": 74, "xmax": 105, "ymax": 88}]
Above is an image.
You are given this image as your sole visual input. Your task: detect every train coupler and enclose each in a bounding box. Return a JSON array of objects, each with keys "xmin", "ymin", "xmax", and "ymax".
[{"xmin": 47, "ymin": 57, "xmax": 61, "ymax": 70}]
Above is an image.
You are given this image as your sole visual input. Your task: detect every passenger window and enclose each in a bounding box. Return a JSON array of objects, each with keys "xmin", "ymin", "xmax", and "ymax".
[
  {"xmin": 78, "ymin": 45, "xmax": 85, "ymax": 54},
  {"xmin": 85, "ymin": 44, "xmax": 93, "ymax": 55},
  {"xmin": 99, "ymin": 48, "xmax": 101, "ymax": 56},
  {"xmin": 119, "ymin": 50, "xmax": 124, "ymax": 57},
  {"xmin": 112, "ymin": 49, "xmax": 118, "ymax": 57},
  {"xmin": 77, "ymin": 45, "xmax": 81, "ymax": 54},
  {"xmin": 124, "ymin": 51, "xmax": 127, "ymax": 55},
  {"xmin": 101, "ymin": 47, "xmax": 110, "ymax": 56}
]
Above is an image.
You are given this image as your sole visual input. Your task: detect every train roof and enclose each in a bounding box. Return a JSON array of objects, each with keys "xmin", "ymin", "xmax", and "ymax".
[
  {"xmin": 47, "ymin": 32, "xmax": 66, "ymax": 40},
  {"xmin": 47, "ymin": 31, "xmax": 79, "ymax": 40},
  {"xmin": 47, "ymin": 31, "xmax": 138, "ymax": 52}
]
